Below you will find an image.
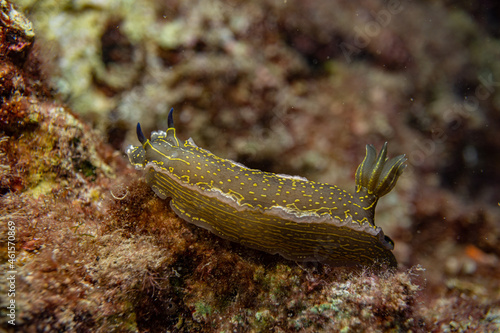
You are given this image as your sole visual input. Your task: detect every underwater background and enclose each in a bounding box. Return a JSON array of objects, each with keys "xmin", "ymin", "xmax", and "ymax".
[{"xmin": 1, "ymin": 0, "xmax": 499, "ymax": 331}]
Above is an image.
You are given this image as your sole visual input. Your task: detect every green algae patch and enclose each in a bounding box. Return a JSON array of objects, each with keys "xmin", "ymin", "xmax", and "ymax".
[{"xmin": 193, "ymin": 302, "xmax": 214, "ymax": 322}]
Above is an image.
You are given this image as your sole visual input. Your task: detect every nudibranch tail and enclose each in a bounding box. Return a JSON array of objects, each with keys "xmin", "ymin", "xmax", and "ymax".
[{"xmin": 355, "ymin": 142, "xmax": 407, "ymax": 198}]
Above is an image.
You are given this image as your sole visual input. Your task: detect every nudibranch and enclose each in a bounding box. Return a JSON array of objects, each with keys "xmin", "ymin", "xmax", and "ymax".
[{"xmin": 127, "ymin": 109, "xmax": 406, "ymax": 268}]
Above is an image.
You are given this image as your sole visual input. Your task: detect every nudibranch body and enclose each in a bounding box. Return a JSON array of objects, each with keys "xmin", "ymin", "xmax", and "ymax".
[{"xmin": 127, "ymin": 109, "xmax": 406, "ymax": 268}]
